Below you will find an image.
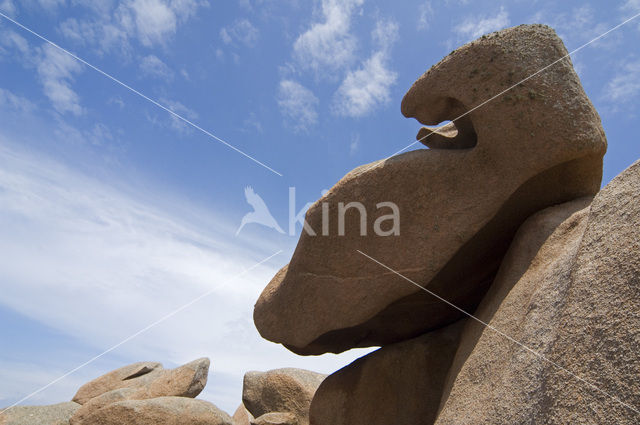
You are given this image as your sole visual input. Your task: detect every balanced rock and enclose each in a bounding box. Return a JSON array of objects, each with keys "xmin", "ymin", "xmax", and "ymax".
[
  {"xmin": 436, "ymin": 160, "xmax": 640, "ymax": 423},
  {"xmin": 77, "ymin": 396, "xmax": 232, "ymax": 425},
  {"xmin": 72, "ymin": 358, "xmax": 209, "ymax": 405},
  {"xmin": 254, "ymin": 24, "xmax": 607, "ymax": 355},
  {"xmin": 309, "ymin": 320, "xmax": 465, "ymax": 425},
  {"xmin": 242, "ymin": 368, "xmax": 325, "ymax": 425},
  {"xmin": 0, "ymin": 402, "xmax": 80, "ymax": 425}
]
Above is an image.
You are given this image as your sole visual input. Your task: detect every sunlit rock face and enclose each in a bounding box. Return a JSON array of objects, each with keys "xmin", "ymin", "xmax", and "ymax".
[{"xmin": 254, "ymin": 24, "xmax": 607, "ymax": 356}]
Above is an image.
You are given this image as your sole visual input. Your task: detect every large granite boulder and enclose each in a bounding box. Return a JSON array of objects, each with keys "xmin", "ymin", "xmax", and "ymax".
[
  {"xmin": 76, "ymin": 396, "xmax": 232, "ymax": 425},
  {"xmin": 242, "ymin": 368, "xmax": 326, "ymax": 425},
  {"xmin": 309, "ymin": 320, "xmax": 465, "ymax": 425},
  {"xmin": 436, "ymin": 160, "xmax": 640, "ymax": 423},
  {"xmin": 254, "ymin": 24, "xmax": 607, "ymax": 355},
  {"xmin": 0, "ymin": 402, "xmax": 80, "ymax": 425},
  {"xmin": 72, "ymin": 358, "xmax": 209, "ymax": 405}
]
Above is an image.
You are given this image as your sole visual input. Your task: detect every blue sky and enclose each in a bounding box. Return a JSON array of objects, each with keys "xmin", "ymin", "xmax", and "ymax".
[{"xmin": 0, "ymin": 0, "xmax": 639, "ymax": 415}]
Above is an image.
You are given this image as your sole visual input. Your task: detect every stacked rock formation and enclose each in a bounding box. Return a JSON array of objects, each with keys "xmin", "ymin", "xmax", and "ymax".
[
  {"xmin": 67, "ymin": 358, "xmax": 232, "ymax": 425},
  {"xmin": 254, "ymin": 24, "xmax": 640, "ymax": 424},
  {"xmin": 236, "ymin": 368, "xmax": 326, "ymax": 425}
]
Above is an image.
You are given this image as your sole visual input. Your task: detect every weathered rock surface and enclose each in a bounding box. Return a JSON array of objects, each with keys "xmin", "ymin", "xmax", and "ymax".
[
  {"xmin": 251, "ymin": 412, "xmax": 297, "ymax": 425},
  {"xmin": 72, "ymin": 358, "xmax": 209, "ymax": 405},
  {"xmin": 78, "ymin": 396, "xmax": 232, "ymax": 425},
  {"xmin": 436, "ymin": 161, "xmax": 640, "ymax": 423},
  {"xmin": 242, "ymin": 368, "xmax": 325, "ymax": 425},
  {"xmin": 0, "ymin": 402, "xmax": 80, "ymax": 425},
  {"xmin": 70, "ymin": 388, "xmax": 137, "ymax": 425},
  {"xmin": 72, "ymin": 361, "xmax": 162, "ymax": 404},
  {"xmin": 254, "ymin": 24, "xmax": 607, "ymax": 355},
  {"xmin": 232, "ymin": 404, "xmax": 253, "ymax": 425},
  {"xmin": 310, "ymin": 320, "xmax": 465, "ymax": 425}
]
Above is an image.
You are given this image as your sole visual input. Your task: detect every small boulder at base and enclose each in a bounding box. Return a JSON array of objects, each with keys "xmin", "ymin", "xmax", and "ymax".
[
  {"xmin": 232, "ymin": 404, "xmax": 253, "ymax": 425},
  {"xmin": 251, "ymin": 412, "xmax": 297, "ymax": 425},
  {"xmin": 309, "ymin": 320, "xmax": 465, "ymax": 425},
  {"xmin": 242, "ymin": 368, "xmax": 325, "ymax": 425},
  {"xmin": 78, "ymin": 396, "xmax": 232, "ymax": 425},
  {"xmin": 0, "ymin": 402, "xmax": 80, "ymax": 425}
]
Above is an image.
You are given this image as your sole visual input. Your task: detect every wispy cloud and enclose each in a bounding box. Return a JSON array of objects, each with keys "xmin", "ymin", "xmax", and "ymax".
[
  {"xmin": 155, "ymin": 97, "xmax": 199, "ymax": 133},
  {"xmin": 0, "ymin": 140, "xmax": 373, "ymax": 413},
  {"xmin": 603, "ymin": 59, "xmax": 640, "ymax": 104},
  {"xmin": 57, "ymin": 0, "xmax": 208, "ymax": 54},
  {"xmin": 0, "ymin": 29, "xmax": 29, "ymax": 57},
  {"xmin": 622, "ymin": 0, "xmax": 640, "ymax": 12},
  {"xmin": 220, "ymin": 19, "xmax": 259, "ymax": 48},
  {"xmin": 0, "ymin": 0, "xmax": 16, "ymax": 15},
  {"xmin": 454, "ymin": 6, "xmax": 510, "ymax": 41},
  {"xmin": 332, "ymin": 19, "xmax": 398, "ymax": 118},
  {"xmin": 277, "ymin": 79, "xmax": 319, "ymax": 133},
  {"xmin": 292, "ymin": 0, "xmax": 364, "ymax": 75},
  {"xmin": 0, "ymin": 88, "xmax": 36, "ymax": 112},
  {"xmin": 139, "ymin": 54, "xmax": 174, "ymax": 81},
  {"xmin": 36, "ymin": 44, "xmax": 85, "ymax": 116},
  {"xmin": 418, "ymin": 1, "xmax": 433, "ymax": 30}
]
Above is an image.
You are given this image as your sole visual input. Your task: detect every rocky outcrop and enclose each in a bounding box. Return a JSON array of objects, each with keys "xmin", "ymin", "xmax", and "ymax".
[
  {"xmin": 77, "ymin": 397, "xmax": 232, "ymax": 425},
  {"xmin": 242, "ymin": 368, "xmax": 326, "ymax": 425},
  {"xmin": 309, "ymin": 320, "xmax": 465, "ymax": 425},
  {"xmin": 70, "ymin": 358, "xmax": 210, "ymax": 425},
  {"xmin": 254, "ymin": 24, "xmax": 607, "ymax": 356},
  {"xmin": 0, "ymin": 402, "xmax": 80, "ymax": 425},
  {"xmin": 435, "ymin": 160, "xmax": 640, "ymax": 424},
  {"xmin": 72, "ymin": 358, "xmax": 208, "ymax": 405}
]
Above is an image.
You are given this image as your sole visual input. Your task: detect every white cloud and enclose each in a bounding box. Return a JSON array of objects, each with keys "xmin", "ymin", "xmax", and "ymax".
[
  {"xmin": 277, "ymin": 79, "xmax": 319, "ymax": 133},
  {"xmin": 58, "ymin": 17, "xmax": 130, "ymax": 56},
  {"xmin": 36, "ymin": 44, "xmax": 84, "ymax": 116},
  {"xmin": 293, "ymin": 0, "xmax": 364, "ymax": 74},
  {"xmin": 418, "ymin": 1, "xmax": 433, "ymax": 30},
  {"xmin": 0, "ymin": 88, "xmax": 37, "ymax": 112},
  {"xmin": 603, "ymin": 59, "xmax": 640, "ymax": 104},
  {"xmin": 117, "ymin": 0, "xmax": 206, "ymax": 47},
  {"xmin": 0, "ymin": 141, "xmax": 373, "ymax": 413},
  {"xmin": 220, "ymin": 19, "xmax": 259, "ymax": 47},
  {"xmin": 139, "ymin": 54, "xmax": 174, "ymax": 81},
  {"xmin": 58, "ymin": 0, "xmax": 207, "ymax": 53},
  {"xmin": 333, "ymin": 51, "xmax": 396, "ymax": 117},
  {"xmin": 332, "ymin": 19, "xmax": 398, "ymax": 118},
  {"xmin": 119, "ymin": 0, "xmax": 177, "ymax": 46},
  {"xmin": 454, "ymin": 6, "xmax": 510, "ymax": 40},
  {"xmin": 0, "ymin": 30, "xmax": 29, "ymax": 57}
]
